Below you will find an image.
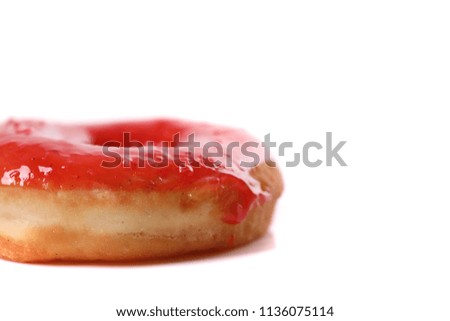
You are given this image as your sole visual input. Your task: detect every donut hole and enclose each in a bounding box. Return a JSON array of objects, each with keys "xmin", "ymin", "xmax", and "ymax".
[{"xmin": 87, "ymin": 120, "xmax": 186, "ymax": 148}]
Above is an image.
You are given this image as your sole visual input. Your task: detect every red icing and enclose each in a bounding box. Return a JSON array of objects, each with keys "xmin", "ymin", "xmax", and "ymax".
[{"xmin": 0, "ymin": 119, "xmax": 269, "ymax": 224}]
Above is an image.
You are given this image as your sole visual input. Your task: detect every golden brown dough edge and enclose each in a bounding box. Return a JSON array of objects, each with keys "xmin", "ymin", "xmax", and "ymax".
[{"xmin": 0, "ymin": 164, "xmax": 283, "ymax": 263}]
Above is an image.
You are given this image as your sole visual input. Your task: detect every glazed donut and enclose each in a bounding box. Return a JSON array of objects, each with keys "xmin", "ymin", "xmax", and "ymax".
[{"xmin": 0, "ymin": 119, "xmax": 283, "ymax": 262}]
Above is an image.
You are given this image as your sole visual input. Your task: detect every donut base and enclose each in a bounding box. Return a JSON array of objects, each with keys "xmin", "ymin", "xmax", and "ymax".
[{"xmin": 0, "ymin": 166, "xmax": 282, "ymax": 263}]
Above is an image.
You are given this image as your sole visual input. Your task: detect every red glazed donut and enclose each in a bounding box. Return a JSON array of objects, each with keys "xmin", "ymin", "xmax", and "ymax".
[{"xmin": 0, "ymin": 119, "xmax": 283, "ymax": 262}]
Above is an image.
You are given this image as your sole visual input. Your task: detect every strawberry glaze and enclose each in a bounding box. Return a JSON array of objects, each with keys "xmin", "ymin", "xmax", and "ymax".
[{"xmin": 0, "ymin": 119, "xmax": 269, "ymax": 224}]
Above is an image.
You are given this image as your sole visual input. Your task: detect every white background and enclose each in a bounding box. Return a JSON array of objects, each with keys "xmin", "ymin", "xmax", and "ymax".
[{"xmin": 0, "ymin": 1, "xmax": 449, "ymax": 320}]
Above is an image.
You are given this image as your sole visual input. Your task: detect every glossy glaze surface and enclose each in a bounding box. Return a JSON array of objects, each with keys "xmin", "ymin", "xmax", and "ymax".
[{"xmin": 0, "ymin": 119, "xmax": 269, "ymax": 224}]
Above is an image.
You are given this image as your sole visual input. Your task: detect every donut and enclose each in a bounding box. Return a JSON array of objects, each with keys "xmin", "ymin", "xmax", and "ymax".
[{"xmin": 0, "ymin": 119, "xmax": 283, "ymax": 262}]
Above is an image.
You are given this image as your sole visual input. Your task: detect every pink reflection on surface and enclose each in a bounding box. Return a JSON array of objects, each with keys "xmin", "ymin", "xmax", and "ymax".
[{"xmin": 1, "ymin": 165, "xmax": 33, "ymax": 187}]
